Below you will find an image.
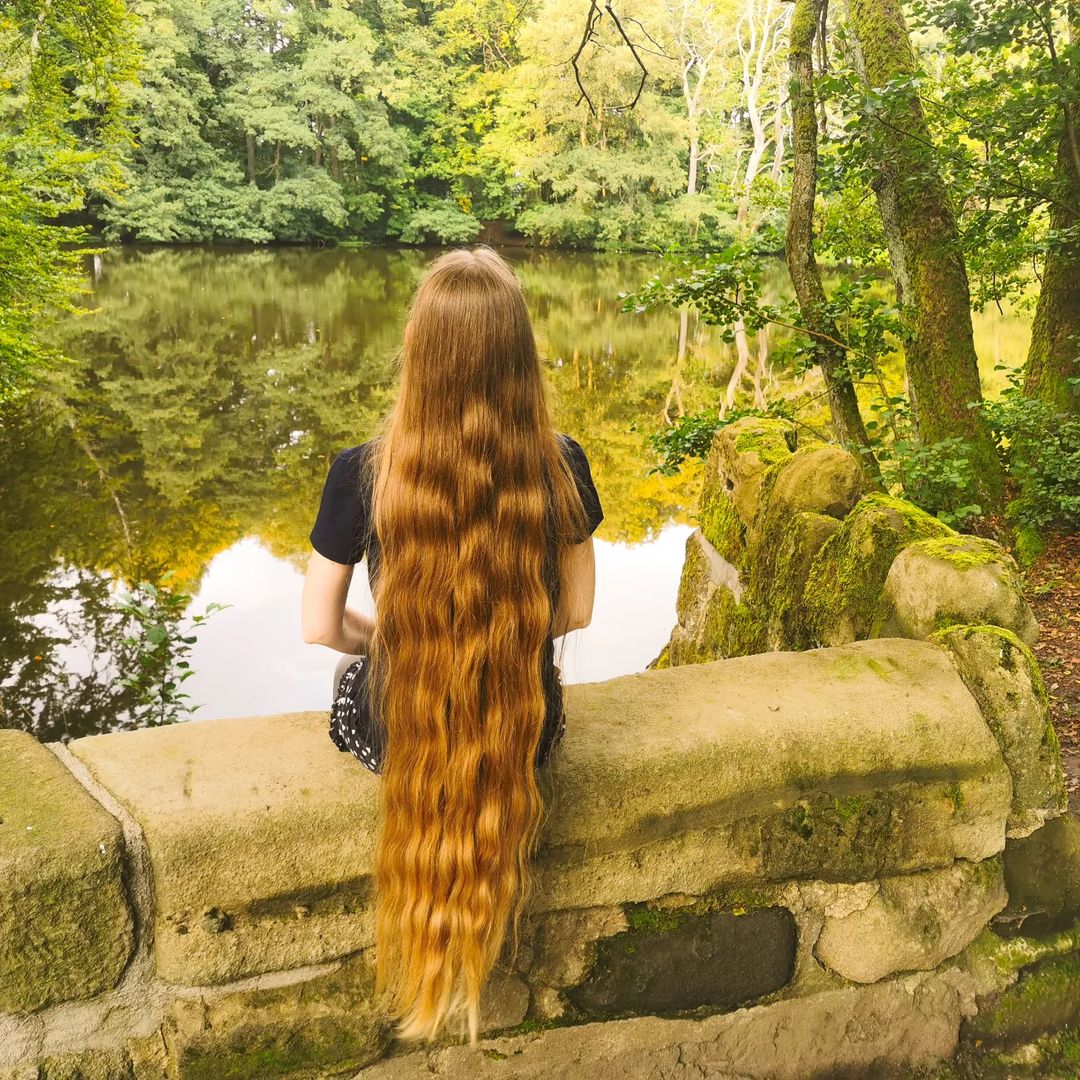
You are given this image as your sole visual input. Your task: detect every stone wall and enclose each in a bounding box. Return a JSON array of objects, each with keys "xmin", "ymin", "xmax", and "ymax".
[{"xmin": 1, "ymin": 627, "xmax": 1077, "ymax": 1078}]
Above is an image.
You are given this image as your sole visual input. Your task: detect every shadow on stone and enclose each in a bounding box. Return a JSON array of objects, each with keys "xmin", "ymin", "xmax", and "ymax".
[{"xmin": 565, "ymin": 903, "xmax": 796, "ymax": 1020}]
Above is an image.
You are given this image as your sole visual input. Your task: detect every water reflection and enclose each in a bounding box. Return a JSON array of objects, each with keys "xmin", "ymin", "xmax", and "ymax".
[{"xmin": 0, "ymin": 247, "xmax": 1034, "ymax": 738}]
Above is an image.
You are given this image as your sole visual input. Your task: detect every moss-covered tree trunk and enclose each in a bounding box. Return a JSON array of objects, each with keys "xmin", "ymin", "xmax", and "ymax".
[
  {"xmin": 786, "ymin": 0, "xmax": 880, "ymax": 483},
  {"xmin": 1024, "ymin": 89, "xmax": 1080, "ymax": 414},
  {"xmin": 844, "ymin": 0, "xmax": 1003, "ymax": 507}
]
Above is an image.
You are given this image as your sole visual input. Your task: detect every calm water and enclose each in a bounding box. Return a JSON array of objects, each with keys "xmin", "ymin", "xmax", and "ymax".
[{"xmin": 0, "ymin": 246, "xmax": 1033, "ymax": 741}]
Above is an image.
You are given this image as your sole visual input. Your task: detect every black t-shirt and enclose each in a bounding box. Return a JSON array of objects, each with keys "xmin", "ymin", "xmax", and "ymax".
[{"xmin": 309, "ymin": 432, "xmax": 604, "ymax": 766}]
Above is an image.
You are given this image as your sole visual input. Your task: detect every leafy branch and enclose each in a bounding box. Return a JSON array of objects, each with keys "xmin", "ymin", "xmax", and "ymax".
[{"xmin": 113, "ymin": 572, "xmax": 230, "ymax": 728}]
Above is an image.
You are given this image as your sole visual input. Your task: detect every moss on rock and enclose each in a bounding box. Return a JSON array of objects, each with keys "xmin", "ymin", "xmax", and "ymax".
[
  {"xmin": 802, "ymin": 493, "xmax": 955, "ymax": 647},
  {"xmin": 37, "ymin": 1049, "xmax": 134, "ymax": 1080},
  {"xmin": 753, "ymin": 445, "xmax": 865, "ymax": 525},
  {"xmin": 876, "ymin": 538, "xmax": 1038, "ymax": 645},
  {"xmin": 564, "ymin": 901, "xmax": 796, "ymax": 1021},
  {"xmin": 931, "ymin": 625, "xmax": 1066, "ymax": 838},
  {"xmin": 698, "ymin": 492, "xmax": 747, "ymax": 570},
  {"xmin": 1000, "ymin": 813, "xmax": 1080, "ymax": 934},
  {"xmin": 164, "ymin": 954, "xmax": 390, "ymax": 1080},
  {"xmin": 675, "ymin": 531, "xmax": 711, "ymax": 626},
  {"xmin": 757, "ymin": 511, "xmax": 842, "ymax": 650},
  {"xmin": 666, "ymin": 529, "xmax": 757, "ymax": 666},
  {"xmin": 733, "ymin": 426, "xmax": 796, "ymax": 465},
  {"xmin": 963, "ymin": 950, "xmax": 1080, "ymax": 1049},
  {"xmin": 814, "ymin": 856, "xmax": 1007, "ymax": 984},
  {"xmin": 0, "ymin": 731, "xmax": 134, "ymax": 1013},
  {"xmin": 709, "ymin": 416, "xmax": 796, "ymax": 528},
  {"xmin": 915, "ymin": 535, "xmax": 1004, "ymax": 570}
]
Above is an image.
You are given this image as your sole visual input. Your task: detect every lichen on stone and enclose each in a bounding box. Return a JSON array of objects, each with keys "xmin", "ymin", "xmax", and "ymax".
[
  {"xmin": 697, "ymin": 492, "xmax": 746, "ymax": 569},
  {"xmin": 931, "ymin": 624, "xmax": 1066, "ymax": 837}
]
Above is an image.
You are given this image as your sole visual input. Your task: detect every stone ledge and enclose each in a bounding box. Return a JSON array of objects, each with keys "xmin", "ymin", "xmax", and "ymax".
[
  {"xmin": 66, "ymin": 711, "xmax": 379, "ymax": 985},
  {"xmin": 0, "ymin": 731, "xmax": 134, "ymax": 1013},
  {"xmin": 63, "ymin": 638, "xmax": 1010, "ymax": 986},
  {"xmin": 356, "ymin": 970, "xmax": 966, "ymax": 1079}
]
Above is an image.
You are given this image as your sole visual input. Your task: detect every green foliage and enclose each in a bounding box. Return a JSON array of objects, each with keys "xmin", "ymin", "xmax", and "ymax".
[
  {"xmin": 70, "ymin": 0, "xmax": 791, "ymax": 250},
  {"xmin": 981, "ymin": 366, "xmax": 1080, "ymax": 533},
  {"xmin": 0, "ymin": 176, "xmax": 94, "ymax": 402},
  {"xmin": 113, "ymin": 573, "xmax": 228, "ymax": 728},
  {"xmin": 0, "ymin": 0, "xmax": 138, "ymax": 401},
  {"xmin": 619, "ymin": 244, "xmax": 775, "ymax": 337},
  {"xmin": 645, "ymin": 406, "xmax": 789, "ymax": 476},
  {"xmin": 392, "ymin": 198, "xmax": 481, "ymax": 245},
  {"xmin": 879, "ymin": 432, "xmax": 985, "ymax": 529},
  {"xmin": 877, "ymin": 0, "xmax": 1077, "ymax": 311}
]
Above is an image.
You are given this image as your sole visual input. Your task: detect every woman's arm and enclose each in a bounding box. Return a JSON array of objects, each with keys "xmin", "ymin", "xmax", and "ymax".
[
  {"xmin": 552, "ymin": 536, "xmax": 596, "ymax": 638},
  {"xmin": 301, "ymin": 550, "xmax": 376, "ymax": 654}
]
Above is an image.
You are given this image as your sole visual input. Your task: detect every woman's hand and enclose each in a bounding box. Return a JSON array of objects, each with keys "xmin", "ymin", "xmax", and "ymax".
[{"xmin": 301, "ymin": 550, "xmax": 376, "ymax": 654}]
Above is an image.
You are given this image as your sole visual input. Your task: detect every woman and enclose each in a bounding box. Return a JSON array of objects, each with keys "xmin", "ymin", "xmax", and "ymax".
[{"xmin": 300, "ymin": 246, "xmax": 604, "ymax": 1047}]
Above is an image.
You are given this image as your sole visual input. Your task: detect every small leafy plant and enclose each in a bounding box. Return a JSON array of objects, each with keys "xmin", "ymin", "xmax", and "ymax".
[
  {"xmin": 980, "ymin": 364, "xmax": 1080, "ymax": 534},
  {"xmin": 114, "ymin": 572, "xmax": 229, "ymax": 728}
]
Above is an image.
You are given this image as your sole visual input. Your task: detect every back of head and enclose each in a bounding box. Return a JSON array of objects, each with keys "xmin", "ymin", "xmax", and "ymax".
[{"xmin": 365, "ymin": 245, "xmax": 587, "ymax": 1045}]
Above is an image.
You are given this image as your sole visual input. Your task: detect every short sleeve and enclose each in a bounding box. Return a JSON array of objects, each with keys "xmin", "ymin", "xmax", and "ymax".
[
  {"xmin": 309, "ymin": 445, "xmax": 370, "ymax": 565},
  {"xmin": 559, "ymin": 434, "xmax": 604, "ymax": 542}
]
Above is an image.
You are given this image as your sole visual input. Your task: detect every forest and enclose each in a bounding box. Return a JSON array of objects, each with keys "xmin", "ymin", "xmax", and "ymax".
[{"xmin": 3, "ymin": 0, "xmax": 1078, "ymax": 515}]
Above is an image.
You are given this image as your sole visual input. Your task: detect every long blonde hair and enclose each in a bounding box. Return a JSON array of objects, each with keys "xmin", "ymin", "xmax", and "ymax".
[{"xmin": 364, "ymin": 246, "xmax": 588, "ymax": 1045}]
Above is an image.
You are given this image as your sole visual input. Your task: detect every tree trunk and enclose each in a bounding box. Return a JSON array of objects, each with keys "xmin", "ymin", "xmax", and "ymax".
[
  {"xmin": 245, "ymin": 133, "xmax": 257, "ymax": 185},
  {"xmin": 845, "ymin": 0, "xmax": 1003, "ymax": 506},
  {"xmin": 770, "ymin": 74, "xmax": 786, "ymax": 182},
  {"xmin": 786, "ymin": 0, "xmax": 880, "ymax": 481},
  {"xmin": 737, "ymin": 0, "xmax": 779, "ymax": 225},
  {"xmin": 687, "ymin": 115, "xmax": 700, "ymax": 196},
  {"xmin": 1024, "ymin": 92, "xmax": 1080, "ymax": 413}
]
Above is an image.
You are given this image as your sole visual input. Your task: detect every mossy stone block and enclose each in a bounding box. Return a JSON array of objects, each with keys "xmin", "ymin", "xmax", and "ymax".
[
  {"xmin": 541, "ymin": 639, "xmax": 1010, "ymax": 910},
  {"xmin": 757, "ymin": 511, "xmax": 841, "ymax": 651},
  {"xmin": 37, "ymin": 1049, "xmax": 134, "ymax": 1080},
  {"xmin": 668, "ymin": 531, "xmax": 749, "ymax": 666},
  {"xmin": 697, "ymin": 486, "xmax": 747, "ymax": 570},
  {"xmin": 707, "ymin": 417, "xmax": 796, "ymax": 528},
  {"xmin": 932, "ymin": 625, "xmax": 1066, "ymax": 838},
  {"xmin": 877, "ymin": 538, "xmax": 1039, "ymax": 645},
  {"xmin": 963, "ymin": 950, "xmax": 1080, "ymax": 1049},
  {"xmin": 814, "ymin": 856, "xmax": 1007, "ymax": 983},
  {"xmin": 564, "ymin": 903, "xmax": 795, "ymax": 1019},
  {"xmin": 0, "ymin": 730, "xmax": 133, "ymax": 1013},
  {"xmin": 755, "ymin": 445, "xmax": 864, "ymax": 525},
  {"xmin": 803, "ymin": 493, "xmax": 954, "ymax": 647},
  {"xmin": 675, "ymin": 530, "xmax": 711, "ymax": 627},
  {"xmin": 163, "ymin": 954, "xmax": 390, "ymax": 1080}
]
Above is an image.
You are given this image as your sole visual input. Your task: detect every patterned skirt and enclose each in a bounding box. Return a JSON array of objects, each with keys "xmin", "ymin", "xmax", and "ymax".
[{"xmin": 328, "ymin": 655, "xmax": 566, "ymax": 775}]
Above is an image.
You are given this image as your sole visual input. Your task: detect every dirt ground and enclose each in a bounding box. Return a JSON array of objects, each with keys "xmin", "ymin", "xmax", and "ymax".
[{"xmin": 1023, "ymin": 533, "xmax": 1080, "ymax": 816}]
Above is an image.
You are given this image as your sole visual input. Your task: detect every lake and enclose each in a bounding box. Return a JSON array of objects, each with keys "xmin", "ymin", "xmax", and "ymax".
[{"xmin": 0, "ymin": 246, "xmax": 1033, "ymax": 741}]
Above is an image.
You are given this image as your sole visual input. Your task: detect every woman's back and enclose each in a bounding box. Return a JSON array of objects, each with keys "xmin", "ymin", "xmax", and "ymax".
[{"xmin": 310, "ymin": 430, "xmax": 604, "ymax": 772}]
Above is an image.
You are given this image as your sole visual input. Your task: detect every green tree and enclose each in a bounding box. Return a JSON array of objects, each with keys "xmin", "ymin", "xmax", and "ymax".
[
  {"xmin": 910, "ymin": 0, "xmax": 1080, "ymax": 416},
  {"xmin": 784, "ymin": 0, "xmax": 878, "ymax": 476},
  {"xmin": 0, "ymin": 0, "xmax": 137, "ymax": 401},
  {"xmin": 842, "ymin": 0, "xmax": 1004, "ymax": 506}
]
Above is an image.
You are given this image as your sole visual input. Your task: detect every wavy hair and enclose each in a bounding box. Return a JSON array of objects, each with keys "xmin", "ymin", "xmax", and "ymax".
[{"xmin": 362, "ymin": 246, "xmax": 589, "ymax": 1046}]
